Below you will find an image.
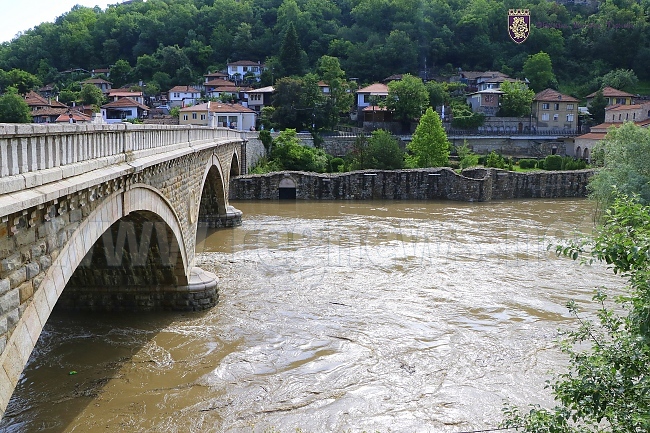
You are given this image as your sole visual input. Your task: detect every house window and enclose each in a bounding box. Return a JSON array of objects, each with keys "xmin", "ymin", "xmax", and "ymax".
[
  {"xmin": 218, "ymin": 116, "xmax": 227, "ymax": 127},
  {"xmin": 183, "ymin": 114, "xmax": 188, "ymax": 121},
  {"xmin": 566, "ymin": 104, "xmax": 574, "ymax": 110},
  {"xmin": 192, "ymin": 113, "xmax": 197, "ymax": 119},
  {"xmin": 626, "ymin": 113, "xmax": 629, "ymax": 120},
  {"xmin": 174, "ymin": 93, "xmax": 180, "ymax": 98},
  {"xmin": 634, "ymin": 113, "xmax": 636, "ymax": 119},
  {"xmin": 619, "ymin": 114, "xmax": 622, "ymax": 120},
  {"xmin": 554, "ymin": 103, "xmax": 560, "ymax": 110},
  {"xmin": 201, "ymin": 114, "xmax": 206, "ymax": 120},
  {"xmin": 542, "ymin": 113, "xmax": 549, "ymax": 121},
  {"xmin": 363, "ymin": 94, "xmax": 370, "ymax": 104},
  {"xmin": 617, "ymin": 98, "xmax": 626, "ymax": 104},
  {"xmin": 553, "ymin": 114, "xmax": 559, "ymax": 121},
  {"xmin": 542, "ymin": 103, "xmax": 549, "ymax": 110},
  {"xmin": 566, "ymin": 114, "xmax": 574, "ymax": 122}
]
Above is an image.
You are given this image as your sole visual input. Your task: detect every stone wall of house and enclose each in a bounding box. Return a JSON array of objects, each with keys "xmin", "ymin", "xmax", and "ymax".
[{"xmin": 230, "ymin": 168, "xmax": 594, "ymax": 202}]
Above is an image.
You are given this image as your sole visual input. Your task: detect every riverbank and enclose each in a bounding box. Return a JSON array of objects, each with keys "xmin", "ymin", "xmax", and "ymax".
[{"xmin": 230, "ymin": 168, "xmax": 594, "ymax": 202}]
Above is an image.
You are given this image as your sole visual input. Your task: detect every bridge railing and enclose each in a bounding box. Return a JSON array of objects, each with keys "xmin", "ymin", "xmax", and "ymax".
[{"xmin": 0, "ymin": 123, "xmax": 242, "ymax": 194}]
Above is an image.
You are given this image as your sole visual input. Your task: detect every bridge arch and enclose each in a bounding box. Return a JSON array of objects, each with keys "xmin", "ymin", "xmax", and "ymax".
[
  {"xmin": 0, "ymin": 186, "xmax": 192, "ymax": 409},
  {"xmin": 197, "ymin": 150, "xmax": 242, "ymax": 228}
]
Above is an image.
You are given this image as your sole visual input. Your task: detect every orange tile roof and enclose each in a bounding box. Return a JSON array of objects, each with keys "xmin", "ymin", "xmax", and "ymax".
[
  {"xmin": 534, "ymin": 88, "xmax": 579, "ymax": 102},
  {"xmin": 168, "ymin": 85, "xmax": 201, "ymax": 93},
  {"xmin": 180, "ymin": 102, "xmax": 255, "ymax": 114},
  {"xmin": 586, "ymin": 86, "xmax": 634, "ymax": 98},
  {"xmin": 575, "ymin": 132, "xmax": 607, "ymax": 140},
  {"xmin": 357, "ymin": 83, "xmax": 389, "ymax": 94},
  {"xmin": 101, "ymin": 97, "xmax": 149, "ymax": 110},
  {"xmin": 205, "ymin": 79, "xmax": 235, "ymax": 87}
]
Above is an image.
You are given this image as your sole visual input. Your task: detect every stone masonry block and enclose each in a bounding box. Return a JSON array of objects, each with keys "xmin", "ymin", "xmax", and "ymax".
[
  {"xmin": 30, "ymin": 242, "xmax": 46, "ymax": 260},
  {"xmin": 0, "ymin": 279, "xmax": 8, "ymax": 297},
  {"xmin": 18, "ymin": 281, "xmax": 33, "ymax": 303},
  {"xmin": 8, "ymin": 267, "xmax": 26, "ymax": 289},
  {"xmin": 0, "ymin": 315, "xmax": 7, "ymax": 335},
  {"xmin": 39, "ymin": 255, "xmax": 51, "ymax": 272},
  {"xmin": 0, "ymin": 289, "xmax": 19, "ymax": 316},
  {"xmin": 0, "ymin": 253, "xmax": 21, "ymax": 274},
  {"xmin": 32, "ymin": 274, "xmax": 44, "ymax": 291},
  {"xmin": 0, "ymin": 236, "xmax": 15, "ymax": 260},
  {"xmin": 25, "ymin": 262, "xmax": 40, "ymax": 280},
  {"xmin": 14, "ymin": 227, "xmax": 36, "ymax": 248}
]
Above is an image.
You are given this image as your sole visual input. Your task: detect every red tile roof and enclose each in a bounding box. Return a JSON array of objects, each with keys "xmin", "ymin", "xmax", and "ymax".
[
  {"xmin": 101, "ymin": 97, "xmax": 149, "ymax": 110},
  {"xmin": 205, "ymin": 79, "xmax": 236, "ymax": 87},
  {"xmin": 180, "ymin": 102, "xmax": 255, "ymax": 114},
  {"xmin": 168, "ymin": 85, "xmax": 201, "ymax": 93},
  {"xmin": 586, "ymin": 86, "xmax": 634, "ymax": 98},
  {"xmin": 357, "ymin": 83, "xmax": 389, "ymax": 94},
  {"xmin": 534, "ymin": 88, "xmax": 579, "ymax": 102},
  {"xmin": 227, "ymin": 60, "xmax": 263, "ymax": 67}
]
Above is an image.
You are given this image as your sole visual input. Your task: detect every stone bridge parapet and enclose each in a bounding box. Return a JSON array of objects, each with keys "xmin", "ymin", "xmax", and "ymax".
[{"xmin": 0, "ymin": 123, "xmax": 245, "ymax": 416}]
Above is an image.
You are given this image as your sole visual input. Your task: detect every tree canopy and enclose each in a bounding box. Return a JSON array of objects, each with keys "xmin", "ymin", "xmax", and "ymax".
[
  {"xmin": 405, "ymin": 107, "xmax": 450, "ymax": 168},
  {"xmin": 0, "ymin": 88, "xmax": 32, "ymax": 123},
  {"xmin": 0, "ymin": 0, "xmax": 647, "ymax": 91}
]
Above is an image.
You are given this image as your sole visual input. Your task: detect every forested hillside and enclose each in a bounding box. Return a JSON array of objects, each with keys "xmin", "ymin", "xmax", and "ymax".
[{"xmin": 0, "ymin": 0, "xmax": 648, "ymax": 94}]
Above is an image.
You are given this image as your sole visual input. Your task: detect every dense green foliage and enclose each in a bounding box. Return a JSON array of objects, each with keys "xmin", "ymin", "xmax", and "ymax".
[
  {"xmin": 498, "ymin": 80, "xmax": 534, "ymax": 117},
  {"xmin": 450, "ymin": 101, "xmax": 485, "ymax": 129},
  {"xmin": 502, "ymin": 195, "xmax": 650, "ymax": 432},
  {"xmin": 347, "ymin": 130, "xmax": 404, "ymax": 170},
  {"xmin": 405, "ymin": 107, "xmax": 449, "ymax": 168},
  {"xmin": 517, "ymin": 158, "xmax": 537, "ymax": 169},
  {"xmin": 385, "ymin": 74, "xmax": 428, "ymax": 131},
  {"xmin": 1, "ymin": 0, "xmax": 649, "ymax": 92},
  {"xmin": 456, "ymin": 141, "xmax": 479, "ymax": 170},
  {"xmin": 589, "ymin": 122, "xmax": 650, "ymax": 207},
  {"xmin": 251, "ymin": 129, "xmax": 328, "ymax": 173},
  {"xmin": 0, "ymin": 88, "xmax": 32, "ymax": 122}
]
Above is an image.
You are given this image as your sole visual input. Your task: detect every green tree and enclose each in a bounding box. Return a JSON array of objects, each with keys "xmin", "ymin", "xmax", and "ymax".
[
  {"xmin": 57, "ymin": 89, "xmax": 78, "ymax": 105},
  {"xmin": 110, "ymin": 59, "xmax": 132, "ymax": 88},
  {"xmin": 405, "ymin": 107, "xmax": 450, "ymax": 168},
  {"xmin": 503, "ymin": 194, "xmax": 650, "ymax": 432},
  {"xmin": 589, "ymin": 89, "xmax": 608, "ymax": 124},
  {"xmin": 79, "ymin": 83, "xmax": 104, "ymax": 107},
  {"xmin": 366, "ymin": 130, "xmax": 404, "ymax": 170},
  {"xmin": 456, "ymin": 141, "xmax": 479, "ymax": 170},
  {"xmin": 271, "ymin": 129, "xmax": 328, "ymax": 172},
  {"xmin": 601, "ymin": 68, "xmax": 638, "ymax": 91},
  {"xmin": 279, "ymin": 22, "xmax": 304, "ymax": 77},
  {"xmin": 589, "ymin": 122, "xmax": 650, "ymax": 207},
  {"xmin": 0, "ymin": 68, "xmax": 41, "ymax": 94},
  {"xmin": 385, "ymin": 74, "xmax": 429, "ymax": 133},
  {"xmin": 0, "ymin": 88, "xmax": 32, "ymax": 123},
  {"xmin": 425, "ymin": 81, "xmax": 449, "ymax": 109},
  {"xmin": 523, "ymin": 52, "xmax": 557, "ymax": 93},
  {"xmin": 498, "ymin": 81, "xmax": 534, "ymax": 117}
]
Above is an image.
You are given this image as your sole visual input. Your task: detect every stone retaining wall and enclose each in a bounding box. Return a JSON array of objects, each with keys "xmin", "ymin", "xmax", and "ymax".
[{"xmin": 230, "ymin": 168, "xmax": 594, "ymax": 202}]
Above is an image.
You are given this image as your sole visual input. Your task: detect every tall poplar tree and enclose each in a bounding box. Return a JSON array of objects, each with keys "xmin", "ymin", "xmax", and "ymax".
[
  {"xmin": 279, "ymin": 22, "xmax": 303, "ymax": 77},
  {"xmin": 405, "ymin": 107, "xmax": 450, "ymax": 168}
]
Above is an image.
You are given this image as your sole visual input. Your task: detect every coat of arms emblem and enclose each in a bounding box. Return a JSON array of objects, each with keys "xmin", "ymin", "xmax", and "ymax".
[{"xmin": 508, "ymin": 9, "xmax": 530, "ymax": 44}]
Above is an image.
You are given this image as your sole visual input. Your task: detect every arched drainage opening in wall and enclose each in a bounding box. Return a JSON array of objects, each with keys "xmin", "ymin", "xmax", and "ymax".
[{"xmin": 279, "ymin": 176, "xmax": 297, "ymax": 200}]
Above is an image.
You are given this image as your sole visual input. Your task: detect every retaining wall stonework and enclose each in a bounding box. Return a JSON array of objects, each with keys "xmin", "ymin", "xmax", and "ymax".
[{"xmin": 230, "ymin": 168, "xmax": 594, "ymax": 202}]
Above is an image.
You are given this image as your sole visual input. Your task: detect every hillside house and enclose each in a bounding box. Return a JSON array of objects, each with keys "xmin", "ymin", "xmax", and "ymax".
[
  {"xmin": 227, "ymin": 61, "xmax": 265, "ymax": 84},
  {"xmin": 107, "ymin": 89, "xmax": 144, "ymax": 104},
  {"xmin": 585, "ymin": 86, "xmax": 635, "ymax": 107},
  {"xmin": 101, "ymin": 97, "xmax": 149, "ymax": 123},
  {"xmin": 244, "ymin": 86, "xmax": 274, "ymax": 114},
  {"xmin": 532, "ymin": 89, "xmax": 579, "ymax": 132},
  {"xmin": 179, "ymin": 101, "xmax": 256, "ymax": 130},
  {"xmin": 466, "ymin": 88, "xmax": 503, "ymax": 117},
  {"xmin": 81, "ymin": 78, "xmax": 112, "ymax": 94},
  {"xmin": 167, "ymin": 85, "xmax": 201, "ymax": 107}
]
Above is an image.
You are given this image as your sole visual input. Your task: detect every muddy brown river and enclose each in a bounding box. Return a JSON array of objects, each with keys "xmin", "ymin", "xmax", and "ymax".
[{"xmin": 1, "ymin": 199, "xmax": 623, "ymax": 432}]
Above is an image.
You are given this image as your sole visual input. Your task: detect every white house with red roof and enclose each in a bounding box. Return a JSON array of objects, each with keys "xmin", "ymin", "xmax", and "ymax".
[
  {"xmin": 227, "ymin": 60, "xmax": 265, "ymax": 83},
  {"xmin": 107, "ymin": 89, "xmax": 144, "ymax": 104},
  {"xmin": 179, "ymin": 101, "xmax": 256, "ymax": 130},
  {"xmin": 168, "ymin": 85, "xmax": 201, "ymax": 107},
  {"xmin": 100, "ymin": 97, "xmax": 149, "ymax": 124}
]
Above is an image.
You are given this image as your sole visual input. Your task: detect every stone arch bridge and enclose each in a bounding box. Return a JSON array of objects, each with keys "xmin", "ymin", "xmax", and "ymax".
[{"xmin": 0, "ymin": 123, "xmax": 246, "ymax": 416}]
